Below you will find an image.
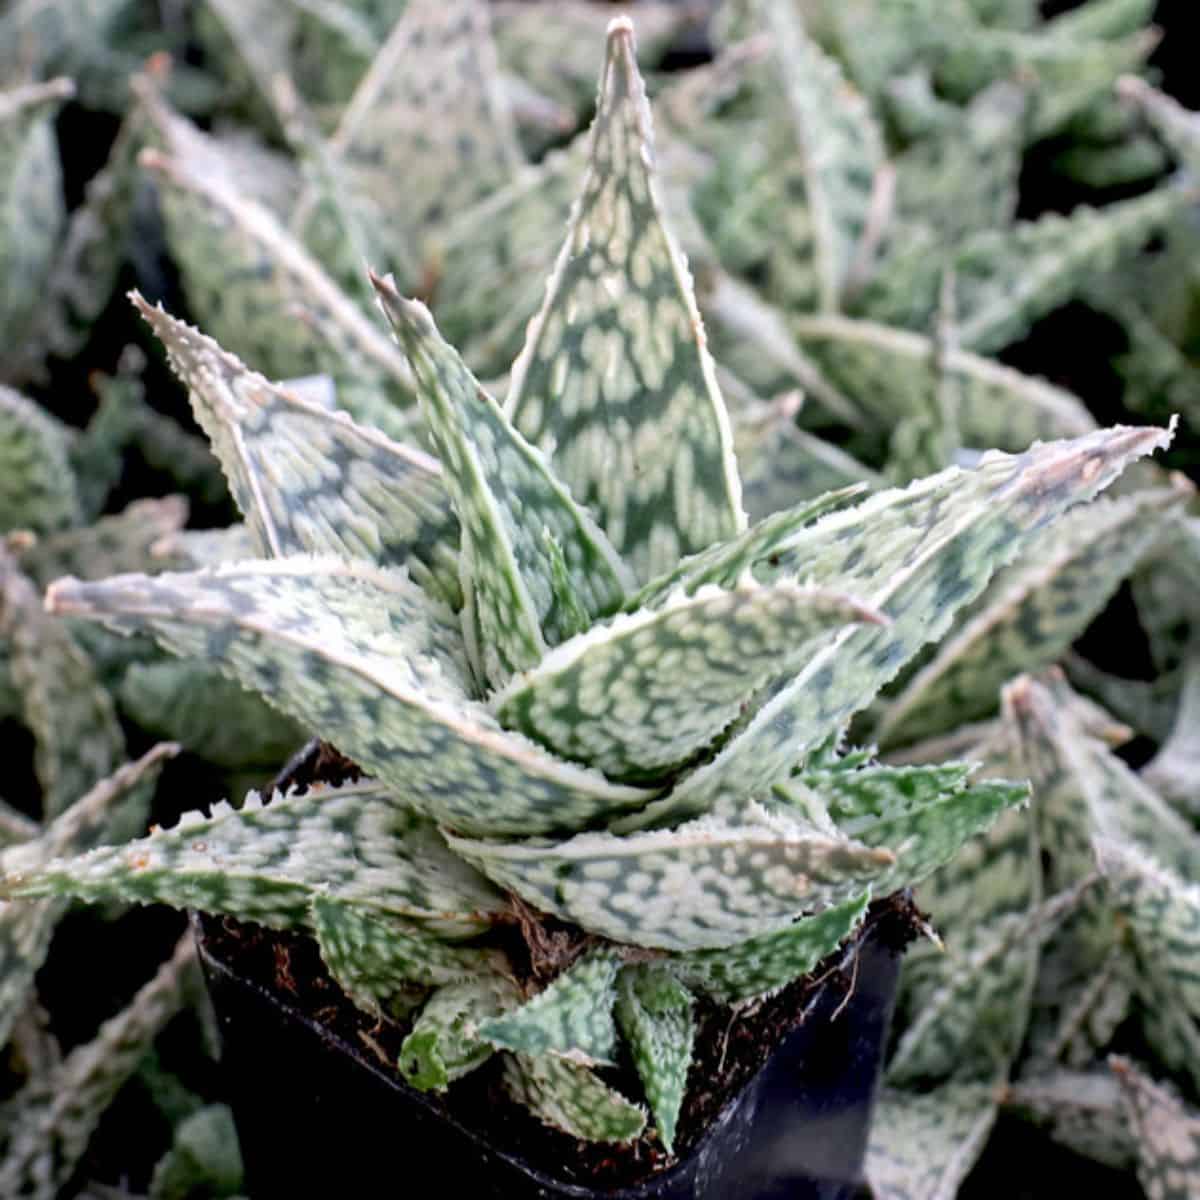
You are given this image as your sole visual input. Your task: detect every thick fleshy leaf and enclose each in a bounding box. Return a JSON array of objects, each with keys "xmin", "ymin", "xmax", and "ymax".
[
  {"xmin": 1143, "ymin": 650, "xmax": 1200, "ymax": 817},
  {"xmin": 669, "ymin": 890, "xmax": 869, "ymax": 1005},
  {"xmin": 148, "ymin": 1103, "xmax": 245, "ymax": 1200},
  {"xmin": 447, "ymin": 803, "xmax": 893, "ymax": 952},
  {"xmin": 791, "ymin": 315, "xmax": 1095, "ymax": 451},
  {"xmin": 502, "ymin": 1054, "xmax": 645, "ymax": 1144},
  {"xmin": 374, "ymin": 280, "xmax": 634, "ymax": 689},
  {"xmin": 0, "ymin": 545, "xmax": 124, "ymax": 821},
  {"xmin": 494, "ymin": 581, "xmax": 882, "ymax": 783},
  {"xmin": 399, "ymin": 974, "xmax": 520, "ymax": 1092},
  {"xmin": 134, "ymin": 298, "xmax": 461, "ymax": 606},
  {"xmin": 45, "ymin": 558, "xmax": 654, "ymax": 836},
  {"xmin": 866, "ymin": 1080, "xmax": 999, "ymax": 1200},
  {"xmin": 2, "ymin": 779, "xmax": 506, "ymax": 938},
  {"xmin": 1112, "ymin": 1057, "xmax": 1200, "ymax": 1200},
  {"xmin": 649, "ymin": 424, "xmax": 1172, "ymax": 824},
  {"xmin": 797, "ymin": 761, "xmax": 975, "ymax": 833},
  {"xmin": 479, "ymin": 951, "xmax": 619, "ymax": 1065},
  {"xmin": 506, "ymin": 17, "xmax": 744, "ymax": 584},
  {"xmin": 0, "ymin": 386, "xmax": 81, "ymax": 536},
  {"xmin": 154, "ymin": 525, "xmax": 256, "ymax": 571},
  {"xmin": 1004, "ymin": 1070, "xmax": 1135, "ymax": 1170},
  {"xmin": 877, "ymin": 485, "xmax": 1185, "ymax": 745},
  {"xmin": 310, "ymin": 895, "xmax": 498, "ymax": 1018},
  {"xmin": 614, "ymin": 966, "xmax": 695, "ymax": 1154},
  {"xmin": 330, "ymin": 0, "xmax": 521, "ymax": 256},
  {"xmin": 0, "ymin": 936, "xmax": 197, "ymax": 1200},
  {"xmin": 1119, "ymin": 76, "xmax": 1200, "ymax": 174}
]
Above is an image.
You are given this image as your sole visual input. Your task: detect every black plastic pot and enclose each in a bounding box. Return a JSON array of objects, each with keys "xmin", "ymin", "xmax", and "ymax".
[{"xmin": 193, "ymin": 907, "xmax": 902, "ymax": 1199}]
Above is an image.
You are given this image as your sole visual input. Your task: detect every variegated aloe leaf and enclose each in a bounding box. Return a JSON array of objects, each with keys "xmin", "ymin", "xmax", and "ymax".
[
  {"xmin": 153, "ymin": 525, "xmax": 256, "ymax": 571},
  {"xmin": 791, "ymin": 314, "xmax": 1095, "ymax": 451},
  {"xmin": 134, "ymin": 298, "xmax": 461, "ymax": 607},
  {"xmin": 447, "ymin": 803, "xmax": 894, "ymax": 952},
  {"xmin": 136, "ymin": 141, "xmax": 416, "ymax": 440},
  {"xmin": 493, "ymin": 581, "xmax": 882, "ymax": 784},
  {"xmin": 1120, "ymin": 76, "xmax": 1200, "ymax": 175},
  {"xmin": 505, "ymin": 18, "xmax": 744, "ymax": 585},
  {"xmin": 502, "ymin": 1053, "xmax": 645, "ymax": 1144},
  {"xmin": 0, "ymin": 745, "xmax": 176, "ymax": 1049},
  {"xmin": 2, "ymin": 778, "xmax": 506, "ymax": 938},
  {"xmin": 1143, "ymin": 649, "xmax": 1200, "ymax": 817},
  {"xmin": 0, "ymin": 79, "xmax": 72, "ymax": 355},
  {"xmin": 479, "ymin": 951, "xmax": 619, "ymax": 1065},
  {"xmin": 0, "ymin": 935, "xmax": 197, "ymax": 1200},
  {"xmin": 1004, "ymin": 1069, "xmax": 1135, "ymax": 1170},
  {"xmin": 796, "ymin": 761, "xmax": 975, "ymax": 832},
  {"xmin": 399, "ymin": 973, "xmax": 521, "ymax": 1092},
  {"xmin": 669, "ymin": 890, "xmax": 869, "ymax": 1005},
  {"xmin": 310, "ymin": 895, "xmax": 498, "ymax": 1018},
  {"xmin": 877, "ymin": 484, "xmax": 1186, "ymax": 746},
  {"xmin": 614, "ymin": 965, "xmax": 694, "ymax": 1155},
  {"xmin": 329, "ymin": 0, "xmax": 520, "ymax": 262},
  {"xmin": 374, "ymin": 280, "xmax": 634, "ymax": 689},
  {"xmin": 197, "ymin": 0, "xmax": 294, "ymax": 131},
  {"xmin": 861, "ymin": 187, "xmax": 1189, "ymax": 354},
  {"xmin": 1111, "ymin": 1057, "xmax": 1200, "ymax": 1200},
  {"xmin": 865, "ymin": 1079, "xmax": 1000, "ymax": 1200},
  {"xmin": 0, "ymin": 545, "xmax": 124, "ymax": 821},
  {"xmin": 147, "ymin": 1103, "xmax": 245, "ymax": 1200},
  {"xmin": 0, "ymin": 386, "xmax": 82, "ymax": 536},
  {"xmin": 646, "ymin": 424, "xmax": 1172, "ymax": 825},
  {"xmin": 46, "ymin": 557, "xmax": 654, "ymax": 835}
]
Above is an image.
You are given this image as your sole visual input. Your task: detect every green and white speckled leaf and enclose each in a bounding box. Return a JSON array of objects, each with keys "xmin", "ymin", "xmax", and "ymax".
[
  {"xmin": 2, "ymin": 778, "xmax": 506, "ymax": 938},
  {"xmin": 647, "ymin": 425, "xmax": 1172, "ymax": 825},
  {"xmin": 310, "ymin": 895, "xmax": 498, "ymax": 1018},
  {"xmin": 1144, "ymin": 651, "xmax": 1200, "ymax": 816},
  {"xmin": 45, "ymin": 558, "xmax": 653, "ymax": 836},
  {"xmin": 1112, "ymin": 1057, "xmax": 1200, "ymax": 1200},
  {"xmin": 0, "ymin": 386, "xmax": 81, "ymax": 536},
  {"xmin": 138, "ymin": 140, "xmax": 415, "ymax": 440},
  {"xmin": 0, "ymin": 935, "xmax": 196, "ymax": 1200},
  {"xmin": 479, "ymin": 951, "xmax": 619, "ymax": 1065},
  {"xmin": 862, "ymin": 187, "xmax": 1187, "ymax": 353},
  {"xmin": 0, "ymin": 547, "xmax": 124, "ymax": 822},
  {"xmin": 135, "ymin": 298, "xmax": 461, "ymax": 606},
  {"xmin": 791, "ymin": 315, "xmax": 1095, "ymax": 451},
  {"xmin": 399, "ymin": 973, "xmax": 521, "ymax": 1092},
  {"xmin": 670, "ymin": 890, "xmax": 869, "ymax": 1005},
  {"xmin": 447, "ymin": 803, "xmax": 893, "ymax": 952},
  {"xmin": 118, "ymin": 661, "xmax": 304, "ymax": 770},
  {"xmin": 796, "ymin": 762, "xmax": 975, "ymax": 835},
  {"xmin": 330, "ymin": 0, "xmax": 520, "ymax": 256},
  {"xmin": 502, "ymin": 1053, "xmax": 645, "ymax": 1144},
  {"xmin": 1004, "ymin": 1070, "xmax": 1135, "ymax": 1170},
  {"xmin": 374, "ymin": 279, "xmax": 634, "ymax": 689},
  {"xmin": 877, "ymin": 485, "xmax": 1185, "ymax": 746},
  {"xmin": 866, "ymin": 1079, "xmax": 999, "ymax": 1200},
  {"xmin": 1120, "ymin": 76, "xmax": 1200, "ymax": 175},
  {"xmin": 505, "ymin": 18, "xmax": 744, "ymax": 585},
  {"xmin": 0, "ymin": 79, "xmax": 71, "ymax": 356},
  {"xmin": 154, "ymin": 525, "xmax": 256, "ymax": 571},
  {"xmin": 614, "ymin": 965, "xmax": 694, "ymax": 1154},
  {"xmin": 494, "ymin": 581, "xmax": 882, "ymax": 783}
]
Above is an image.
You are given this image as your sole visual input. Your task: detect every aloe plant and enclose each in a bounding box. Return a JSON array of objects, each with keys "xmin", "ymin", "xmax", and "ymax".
[{"xmin": 0, "ymin": 20, "xmax": 1173, "ymax": 1161}]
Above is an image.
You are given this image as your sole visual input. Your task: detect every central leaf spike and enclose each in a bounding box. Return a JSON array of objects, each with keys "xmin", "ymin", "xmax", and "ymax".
[{"xmin": 506, "ymin": 16, "xmax": 746, "ymax": 584}]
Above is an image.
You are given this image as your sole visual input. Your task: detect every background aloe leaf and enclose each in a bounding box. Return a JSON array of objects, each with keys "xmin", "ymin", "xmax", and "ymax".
[
  {"xmin": 1111, "ymin": 1056, "xmax": 1200, "ymax": 1200},
  {"xmin": 479, "ymin": 951, "xmax": 619, "ymax": 1065},
  {"xmin": 2, "ymin": 778, "xmax": 506, "ymax": 938},
  {"xmin": 0, "ymin": 386, "xmax": 82, "ymax": 536},
  {"xmin": 1004, "ymin": 1069, "xmax": 1135, "ymax": 1169},
  {"xmin": 399, "ymin": 974, "xmax": 520, "ymax": 1092},
  {"xmin": 502, "ymin": 1053, "xmax": 645, "ymax": 1144},
  {"xmin": 136, "ymin": 299, "xmax": 461, "ymax": 605},
  {"xmin": 614, "ymin": 965, "xmax": 695, "ymax": 1154},
  {"xmin": 657, "ymin": 424, "xmax": 1170, "ymax": 823},
  {"xmin": 448, "ymin": 806, "xmax": 893, "ymax": 952},
  {"xmin": 506, "ymin": 18, "xmax": 744, "ymax": 585},
  {"xmin": 375, "ymin": 281, "xmax": 634, "ymax": 690},
  {"xmin": 877, "ymin": 485, "xmax": 1186, "ymax": 746},
  {"xmin": 147, "ymin": 1103, "xmax": 245, "ymax": 1200},
  {"xmin": 1120, "ymin": 75, "xmax": 1200, "ymax": 174},
  {"xmin": 494, "ymin": 581, "xmax": 882, "ymax": 783}
]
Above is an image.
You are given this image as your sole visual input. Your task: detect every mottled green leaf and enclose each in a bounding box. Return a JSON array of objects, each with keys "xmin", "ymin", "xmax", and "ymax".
[
  {"xmin": 494, "ymin": 581, "xmax": 882, "ymax": 783},
  {"xmin": 506, "ymin": 18, "xmax": 744, "ymax": 584},
  {"xmin": 614, "ymin": 966, "xmax": 694, "ymax": 1154},
  {"xmin": 797, "ymin": 761, "xmax": 976, "ymax": 834},
  {"xmin": 1004, "ymin": 1069, "xmax": 1135, "ymax": 1169},
  {"xmin": 1112, "ymin": 1057, "xmax": 1200, "ymax": 1200},
  {"xmin": 479, "ymin": 951, "xmax": 619, "ymax": 1065},
  {"xmin": 374, "ymin": 279, "xmax": 634, "ymax": 690},
  {"xmin": 1119, "ymin": 76, "xmax": 1200, "ymax": 175},
  {"xmin": 502, "ymin": 1053, "xmax": 645, "ymax": 1143},
  {"xmin": 148, "ymin": 1103, "xmax": 245, "ymax": 1200},
  {"xmin": 1143, "ymin": 651, "xmax": 1200, "ymax": 817},
  {"xmin": 0, "ymin": 386, "xmax": 81, "ymax": 536},
  {"xmin": 46, "ymin": 558, "xmax": 653, "ymax": 836}
]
